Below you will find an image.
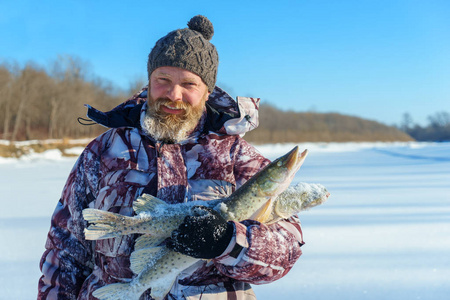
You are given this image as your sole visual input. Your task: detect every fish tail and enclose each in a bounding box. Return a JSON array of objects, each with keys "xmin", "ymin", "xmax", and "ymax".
[
  {"xmin": 93, "ymin": 282, "xmax": 138, "ymax": 300},
  {"xmin": 82, "ymin": 208, "xmax": 133, "ymax": 240},
  {"xmin": 133, "ymin": 193, "xmax": 167, "ymax": 214}
]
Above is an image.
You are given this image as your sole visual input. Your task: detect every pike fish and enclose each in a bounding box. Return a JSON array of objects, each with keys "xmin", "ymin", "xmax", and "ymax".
[{"xmin": 82, "ymin": 146, "xmax": 329, "ymax": 300}]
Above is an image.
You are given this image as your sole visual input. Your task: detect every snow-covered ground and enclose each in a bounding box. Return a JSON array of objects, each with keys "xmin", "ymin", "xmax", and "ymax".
[{"xmin": 1, "ymin": 142, "xmax": 449, "ymax": 299}]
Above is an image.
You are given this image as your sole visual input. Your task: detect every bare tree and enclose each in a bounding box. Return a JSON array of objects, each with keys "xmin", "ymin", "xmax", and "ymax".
[
  {"xmin": 428, "ymin": 111, "xmax": 450, "ymax": 128},
  {"xmin": 400, "ymin": 112, "xmax": 414, "ymax": 131},
  {"xmin": 0, "ymin": 64, "xmax": 14, "ymax": 140}
]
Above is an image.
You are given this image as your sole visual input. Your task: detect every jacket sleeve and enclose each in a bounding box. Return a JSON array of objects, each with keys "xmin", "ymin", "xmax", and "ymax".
[
  {"xmin": 213, "ymin": 138, "xmax": 304, "ymax": 284},
  {"xmin": 213, "ymin": 217, "xmax": 304, "ymax": 284},
  {"xmin": 38, "ymin": 146, "xmax": 100, "ymax": 299}
]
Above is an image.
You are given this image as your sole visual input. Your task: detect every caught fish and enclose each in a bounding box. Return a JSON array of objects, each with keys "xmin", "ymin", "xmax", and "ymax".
[{"xmin": 83, "ymin": 146, "xmax": 329, "ymax": 300}]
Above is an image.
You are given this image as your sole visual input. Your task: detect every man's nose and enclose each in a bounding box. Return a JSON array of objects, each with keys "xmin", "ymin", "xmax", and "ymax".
[{"xmin": 166, "ymin": 84, "xmax": 183, "ymax": 102}]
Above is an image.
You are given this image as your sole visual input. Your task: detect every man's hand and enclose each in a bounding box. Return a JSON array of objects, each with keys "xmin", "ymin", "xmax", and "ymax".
[{"xmin": 167, "ymin": 206, "xmax": 234, "ymax": 259}]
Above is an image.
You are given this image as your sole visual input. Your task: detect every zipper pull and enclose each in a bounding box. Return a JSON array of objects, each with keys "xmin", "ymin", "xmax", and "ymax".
[{"xmin": 155, "ymin": 141, "xmax": 165, "ymax": 157}]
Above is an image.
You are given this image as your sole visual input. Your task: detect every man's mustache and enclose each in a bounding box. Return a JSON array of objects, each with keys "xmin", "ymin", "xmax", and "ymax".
[{"xmin": 154, "ymin": 98, "xmax": 190, "ymax": 111}]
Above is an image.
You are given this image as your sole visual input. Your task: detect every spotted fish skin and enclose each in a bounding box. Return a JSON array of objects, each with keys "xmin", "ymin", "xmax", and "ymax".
[
  {"xmin": 91, "ymin": 248, "xmax": 197, "ymax": 300},
  {"xmin": 83, "ymin": 146, "xmax": 329, "ymax": 300}
]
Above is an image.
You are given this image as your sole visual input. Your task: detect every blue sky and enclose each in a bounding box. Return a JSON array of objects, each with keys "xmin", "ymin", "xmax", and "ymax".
[{"xmin": 1, "ymin": 0, "xmax": 449, "ymax": 126}]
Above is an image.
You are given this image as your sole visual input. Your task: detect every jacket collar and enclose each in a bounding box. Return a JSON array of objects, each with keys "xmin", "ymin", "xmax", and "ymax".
[{"xmin": 84, "ymin": 86, "xmax": 260, "ymax": 137}]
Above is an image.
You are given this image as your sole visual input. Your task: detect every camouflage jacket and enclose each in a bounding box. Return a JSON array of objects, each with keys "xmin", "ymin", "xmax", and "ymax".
[{"xmin": 38, "ymin": 87, "xmax": 304, "ymax": 300}]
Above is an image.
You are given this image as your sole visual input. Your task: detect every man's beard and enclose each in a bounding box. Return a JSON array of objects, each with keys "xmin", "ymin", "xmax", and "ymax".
[{"xmin": 142, "ymin": 95, "xmax": 207, "ymax": 143}]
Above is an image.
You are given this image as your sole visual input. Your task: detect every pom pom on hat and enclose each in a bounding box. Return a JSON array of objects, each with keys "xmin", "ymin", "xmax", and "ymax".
[{"xmin": 187, "ymin": 15, "xmax": 214, "ymax": 41}]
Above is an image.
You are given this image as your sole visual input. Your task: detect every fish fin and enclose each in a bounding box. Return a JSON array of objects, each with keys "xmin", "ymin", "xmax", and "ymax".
[
  {"xmin": 134, "ymin": 235, "xmax": 167, "ymax": 250},
  {"xmin": 252, "ymin": 198, "xmax": 275, "ymax": 223},
  {"xmin": 82, "ymin": 208, "xmax": 124, "ymax": 240},
  {"xmin": 83, "ymin": 226, "xmax": 119, "ymax": 240},
  {"xmin": 133, "ymin": 193, "xmax": 167, "ymax": 215},
  {"xmin": 92, "ymin": 282, "xmax": 134, "ymax": 300},
  {"xmin": 130, "ymin": 246, "xmax": 165, "ymax": 274}
]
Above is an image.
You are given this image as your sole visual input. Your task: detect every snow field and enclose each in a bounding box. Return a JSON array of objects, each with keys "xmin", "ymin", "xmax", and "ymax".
[{"xmin": 0, "ymin": 141, "xmax": 449, "ymax": 299}]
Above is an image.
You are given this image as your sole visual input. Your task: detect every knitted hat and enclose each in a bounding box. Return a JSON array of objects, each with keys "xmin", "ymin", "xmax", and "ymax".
[{"xmin": 147, "ymin": 15, "xmax": 219, "ymax": 92}]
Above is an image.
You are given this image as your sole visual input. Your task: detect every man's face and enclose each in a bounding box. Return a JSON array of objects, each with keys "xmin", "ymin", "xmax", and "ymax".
[
  {"xmin": 144, "ymin": 66, "xmax": 210, "ymax": 143},
  {"xmin": 149, "ymin": 66, "xmax": 209, "ymax": 112}
]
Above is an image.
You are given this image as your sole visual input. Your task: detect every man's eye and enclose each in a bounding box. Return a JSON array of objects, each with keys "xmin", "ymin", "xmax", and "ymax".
[{"xmin": 155, "ymin": 78, "xmax": 171, "ymax": 85}]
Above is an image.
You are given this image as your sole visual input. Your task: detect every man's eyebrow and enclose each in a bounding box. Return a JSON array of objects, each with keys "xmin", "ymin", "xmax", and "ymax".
[
  {"xmin": 154, "ymin": 72, "xmax": 171, "ymax": 77},
  {"xmin": 183, "ymin": 77, "xmax": 200, "ymax": 83}
]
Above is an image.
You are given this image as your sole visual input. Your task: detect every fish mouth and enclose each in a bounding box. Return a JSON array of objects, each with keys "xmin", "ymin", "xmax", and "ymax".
[{"xmin": 284, "ymin": 146, "xmax": 308, "ymax": 172}]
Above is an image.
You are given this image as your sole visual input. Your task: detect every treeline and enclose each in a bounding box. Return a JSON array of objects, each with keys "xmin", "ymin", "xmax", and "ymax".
[
  {"xmin": 398, "ymin": 112, "xmax": 450, "ymax": 142},
  {"xmin": 1, "ymin": 56, "xmax": 418, "ymax": 143},
  {"xmin": 244, "ymin": 104, "xmax": 413, "ymax": 143},
  {"xmin": 0, "ymin": 56, "xmax": 143, "ymax": 141}
]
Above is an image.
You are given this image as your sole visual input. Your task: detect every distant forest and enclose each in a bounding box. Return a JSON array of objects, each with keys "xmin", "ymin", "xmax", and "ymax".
[
  {"xmin": 245, "ymin": 105, "xmax": 412, "ymax": 143},
  {"xmin": 0, "ymin": 56, "xmax": 142, "ymax": 141},
  {"xmin": 397, "ymin": 112, "xmax": 450, "ymax": 142},
  {"xmin": 0, "ymin": 56, "xmax": 448, "ymax": 143}
]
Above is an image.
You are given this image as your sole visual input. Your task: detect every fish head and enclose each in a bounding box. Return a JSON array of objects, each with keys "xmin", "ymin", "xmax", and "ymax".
[
  {"xmin": 264, "ymin": 146, "xmax": 308, "ymax": 186},
  {"xmin": 246, "ymin": 147, "xmax": 308, "ymax": 222},
  {"xmin": 251, "ymin": 146, "xmax": 308, "ymax": 202},
  {"xmin": 273, "ymin": 182, "xmax": 330, "ymax": 220}
]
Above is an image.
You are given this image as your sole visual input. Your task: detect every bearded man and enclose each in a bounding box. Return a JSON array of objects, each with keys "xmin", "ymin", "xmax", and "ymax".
[{"xmin": 38, "ymin": 15, "xmax": 304, "ymax": 300}]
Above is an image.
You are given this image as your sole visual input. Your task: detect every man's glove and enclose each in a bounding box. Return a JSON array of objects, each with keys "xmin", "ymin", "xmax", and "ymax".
[{"xmin": 167, "ymin": 206, "xmax": 234, "ymax": 259}]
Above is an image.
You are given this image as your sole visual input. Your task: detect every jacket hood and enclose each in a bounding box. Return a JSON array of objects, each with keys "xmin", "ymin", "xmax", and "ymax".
[{"xmin": 84, "ymin": 86, "xmax": 260, "ymax": 136}]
